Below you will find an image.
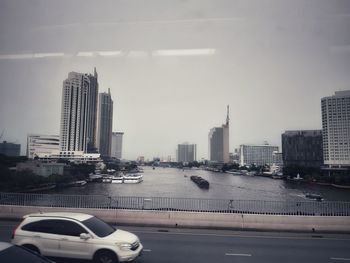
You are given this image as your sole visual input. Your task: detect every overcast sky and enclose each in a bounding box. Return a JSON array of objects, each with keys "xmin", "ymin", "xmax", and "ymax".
[{"xmin": 0, "ymin": 0, "xmax": 349, "ymax": 160}]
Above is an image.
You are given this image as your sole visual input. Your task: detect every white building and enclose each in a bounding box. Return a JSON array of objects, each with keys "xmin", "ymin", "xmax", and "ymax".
[
  {"xmin": 60, "ymin": 70, "xmax": 98, "ymax": 153},
  {"xmin": 27, "ymin": 134, "xmax": 60, "ymax": 159},
  {"xmin": 36, "ymin": 150, "xmax": 100, "ymax": 164},
  {"xmin": 111, "ymin": 132, "xmax": 124, "ymax": 159},
  {"xmin": 208, "ymin": 106, "xmax": 230, "ymax": 163},
  {"xmin": 177, "ymin": 143, "xmax": 197, "ymax": 163},
  {"xmin": 240, "ymin": 144, "xmax": 279, "ymax": 166},
  {"xmin": 321, "ymin": 90, "xmax": 350, "ymax": 167}
]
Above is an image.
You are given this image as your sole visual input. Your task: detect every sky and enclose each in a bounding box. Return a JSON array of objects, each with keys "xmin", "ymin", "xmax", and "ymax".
[{"xmin": 0, "ymin": 0, "xmax": 350, "ymax": 160}]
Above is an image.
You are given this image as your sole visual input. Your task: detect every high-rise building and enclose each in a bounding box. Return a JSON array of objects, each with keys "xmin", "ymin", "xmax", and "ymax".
[
  {"xmin": 0, "ymin": 141, "xmax": 20, "ymax": 156},
  {"xmin": 239, "ymin": 144, "xmax": 279, "ymax": 166},
  {"xmin": 282, "ymin": 130, "xmax": 323, "ymax": 168},
  {"xmin": 177, "ymin": 143, "xmax": 197, "ymax": 163},
  {"xmin": 27, "ymin": 134, "xmax": 60, "ymax": 159},
  {"xmin": 208, "ymin": 106, "xmax": 230, "ymax": 163},
  {"xmin": 86, "ymin": 68, "xmax": 99, "ymax": 153},
  {"xmin": 321, "ymin": 90, "xmax": 350, "ymax": 167},
  {"xmin": 96, "ymin": 89, "xmax": 113, "ymax": 158},
  {"xmin": 111, "ymin": 132, "xmax": 124, "ymax": 159},
  {"xmin": 60, "ymin": 70, "xmax": 98, "ymax": 152}
]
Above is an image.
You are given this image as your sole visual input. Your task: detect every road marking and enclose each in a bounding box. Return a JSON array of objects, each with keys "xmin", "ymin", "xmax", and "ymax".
[
  {"xmin": 143, "ymin": 249, "xmax": 152, "ymax": 252},
  {"xmin": 225, "ymin": 253, "xmax": 252, "ymax": 257},
  {"xmin": 130, "ymin": 230, "xmax": 350, "ymax": 242},
  {"xmin": 330, "ymin": 258, "xmax": 350, "ymax": 261}
]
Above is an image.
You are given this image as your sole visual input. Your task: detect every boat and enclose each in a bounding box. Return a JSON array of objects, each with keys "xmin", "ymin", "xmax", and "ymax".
[
  {"xmin": 190, "ymin": 176, "xmax": 209, "ymax": 189},
  {"xmin": 305, "ymin": 193, "xmax": 323, "ymax": 201},
  {"xmin": 123, "ymin": 174, "xmax": 143, "ymax": 184},
  {"xmin": 111, "ymin": 176, "xmax": 123, "ymax": 184},
  {"xmin": 102, "ymin": 177, "xmax": 112, "ymax": 183},
  {"xmin": 288, "ymin": 173, "xmax": 304, "ymax": 182}
]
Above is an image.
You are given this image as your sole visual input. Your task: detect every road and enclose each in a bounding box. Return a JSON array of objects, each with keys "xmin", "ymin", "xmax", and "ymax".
[{"xmin": 1, "ymin": 220, "xmax": 350, "ymax": 263}]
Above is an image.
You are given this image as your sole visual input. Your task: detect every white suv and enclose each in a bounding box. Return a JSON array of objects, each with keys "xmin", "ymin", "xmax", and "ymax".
[{"xmin": 11, "ymin": 212, "xmax": 143, "ymax": 263}]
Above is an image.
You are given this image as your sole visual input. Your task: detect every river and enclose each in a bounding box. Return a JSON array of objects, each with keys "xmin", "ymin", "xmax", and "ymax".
[{"xmin": 44, "ymin": 167, "xmax": 350, "ymax": 202}]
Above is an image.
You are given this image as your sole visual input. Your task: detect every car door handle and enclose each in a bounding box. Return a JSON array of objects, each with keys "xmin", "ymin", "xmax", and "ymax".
[
  {"xmin": 61, "ymin": 238, "xmax": 68, "ymax": 241},
  {"xmin": 34, "ymin": 235, "xmax": 41, "ymax": 238}
]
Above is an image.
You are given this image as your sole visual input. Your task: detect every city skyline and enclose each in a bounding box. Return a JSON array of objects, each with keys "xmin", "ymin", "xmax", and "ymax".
[{"xmin": 0, "ymin": 0, "xmax": 350, "ymax": 160}]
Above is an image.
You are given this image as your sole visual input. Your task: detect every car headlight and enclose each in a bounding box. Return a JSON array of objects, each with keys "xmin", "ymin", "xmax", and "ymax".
[{"xmin": 116, "ymin": 242, "xmax": 132, "ymax": 250}]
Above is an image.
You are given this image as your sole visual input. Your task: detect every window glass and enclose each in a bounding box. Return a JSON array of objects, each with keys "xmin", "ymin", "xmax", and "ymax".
[
  {"xmin": 82, "ymin": 216, "xmax": 115, "ymax": 237},
  {"xmin": 58, "ymin": 220, "xmax": 86, "ymax": 236},
  {"xmin": 22, "ymin": 220, "xmax": 59, "ymax": 234}
]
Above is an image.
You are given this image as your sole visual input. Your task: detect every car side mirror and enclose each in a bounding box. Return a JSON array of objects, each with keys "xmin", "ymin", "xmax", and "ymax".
[{"xmin": 80, "ymin": 233, "xmax": 91, "ymax": 240}]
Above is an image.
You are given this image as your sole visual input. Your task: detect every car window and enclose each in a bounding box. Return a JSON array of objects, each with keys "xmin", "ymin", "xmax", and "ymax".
[
  {"xmin": 82, "ymin": 216, "xmax": 115, "ymax": 238},
  {"xmin": 0, "ymin": 245, "xmax": 52, "ymax": 263},
  {"xmin": 21, "ymin": 220, "xmax": 60, "ymax": 234},
  {"xmin": 58, "ymin": 220, "xmax": 86, "ymax": 237},
  {"xmin": 22, "ymin": 219, "xmax": 87, "ymax": 236}
]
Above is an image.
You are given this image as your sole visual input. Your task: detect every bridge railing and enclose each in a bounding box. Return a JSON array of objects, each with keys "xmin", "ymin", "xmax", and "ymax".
[{"xmin": 1, "ymin": 192, "xmax": 350, "ymax": 216}]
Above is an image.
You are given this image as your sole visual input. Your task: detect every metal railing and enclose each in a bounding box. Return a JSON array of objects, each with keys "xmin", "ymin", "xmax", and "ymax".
[{"xmin": 1, "ymin": 192, "xmax": 350, "ymax": 216}]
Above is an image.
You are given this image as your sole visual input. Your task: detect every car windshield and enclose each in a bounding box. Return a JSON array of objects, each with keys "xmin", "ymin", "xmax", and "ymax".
[
  {"xmin": 82, "ymin": 216, "xmax": 116, "ymax": 238},
  {"xmin": 0, "ymin": 245, "xmax": 52, "ymax": 263}
]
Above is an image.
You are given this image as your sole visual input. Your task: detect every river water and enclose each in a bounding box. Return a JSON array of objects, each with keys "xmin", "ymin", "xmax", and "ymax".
[{"xmin": 46, "ymin": 167, "xmax": 350, "ymax": 202}]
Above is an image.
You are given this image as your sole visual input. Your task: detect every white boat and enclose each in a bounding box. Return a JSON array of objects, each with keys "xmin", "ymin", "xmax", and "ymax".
[
  {"xmin": 111, "ymin": 176, "xmax": 123, "ymax": 184},
  {"xmin": 123, "ymin": 174, "xmax": 143, "ymax": 184},
  {"xmin": 102, "ymin": 177, "xmax": 112, "ymax": 183}
]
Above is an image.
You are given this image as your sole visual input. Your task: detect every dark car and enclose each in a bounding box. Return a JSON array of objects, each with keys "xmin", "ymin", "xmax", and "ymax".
[{"xmin": 0, "ymin": 241, "xmax": 54, "ymax": 263}]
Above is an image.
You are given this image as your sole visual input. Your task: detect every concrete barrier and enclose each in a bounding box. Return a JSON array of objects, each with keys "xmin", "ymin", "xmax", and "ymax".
[{"xmin": 1, "ymin": 205, "xmax": 350, "ymax": 233}]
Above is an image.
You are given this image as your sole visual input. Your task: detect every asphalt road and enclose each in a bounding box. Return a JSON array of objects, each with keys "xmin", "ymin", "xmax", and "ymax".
[{"xmin": 1, "ymin": 220, "xmax": 350, "ymax": 263}]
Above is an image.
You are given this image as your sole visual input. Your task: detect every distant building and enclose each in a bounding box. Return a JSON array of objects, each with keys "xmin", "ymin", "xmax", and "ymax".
[
  {"xmin": 96, "ymin": 89, "xmax": 113, "ymax": 158},
  {"xmin": 229, "ymin": 148, "xmax": 240, "ymax": 164},
  {"xmin": 60, "ymin": 70, "xmax": 99, "ymax": 153},
  {"xmin": 111, "ymin": 132, "xmax": 124, "ymax": 159},
  {"xmin": 282, "ymin": 130, "xmax": 323, "ymax": 168},
  {"xmin": 208, "ymin": 106, "xmax": 230, "ymax": 163},
  {"xmin": 272, "ymin": 151, "xmax": 284, "ymax": 166},
  {"xmin": 239, "ymin": 144, "xmax": 279, "ymax": 166},
  {"xmin": 0, "ymin": 141, "xmax": 20, "ymax": 157},
  {"xmin": 27, "ymin": 134, "xmax": 60, "ymax": 159},
  {"xmin": 177, "ymin": 143, "xmax": 197, "ymax": 162},
  {"xmin": 35, "ymin": 150, "xmax": 100, "ymax": 164},
  {"xmin": 321, "ymin": 90, "xmax": 350, "ymax": 168}
]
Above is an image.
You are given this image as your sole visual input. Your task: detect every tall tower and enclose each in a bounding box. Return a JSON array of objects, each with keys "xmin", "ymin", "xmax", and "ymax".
[
  {"xmin": 208, "ymin": 106, "xmax": 230, "ymax": 163},
  {"xmin": 96, "ymin": 88, "xmax": 114, "ymax": 158},
  {"xmin": 86, "ymin": 67, "xmax": 99, "ymax": 152},
  {"xmin": 60, "ymin": 72, "xmax": 91, "ymax": 152},
  {"xmin": 321, "ymin": 90, "xmax": 350, "ymax": 167}
]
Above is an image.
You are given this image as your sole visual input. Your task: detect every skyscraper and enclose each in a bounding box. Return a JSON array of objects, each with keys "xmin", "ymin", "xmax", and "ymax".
[
  {"xmin": 60, "ymin": 72, "xmax": 91, "ymax": 152},
  {"xmin": 60, "ymin": 69, "xmax": 99, "ymax": 153},
  {"xmin": 208, "ymin": 106, "xmax": 230, "ymax": 163},
  {"xmin": 96, "ymin": 89, "xmax": 113, "ymax": 158},
  {"xmin": 321, "ymin": 90, "xmax": 350, "ymax": 167},
  {"xmin": 86, "ymin": 68, "xmax": 99, "ymax": 153},
  {"xmin": 177, "ymin": 143, "xmax": 197, "ymax": 163},
  {"xmin": 111, "ymin": 132, "xmax": 124, "ymax": 159}
]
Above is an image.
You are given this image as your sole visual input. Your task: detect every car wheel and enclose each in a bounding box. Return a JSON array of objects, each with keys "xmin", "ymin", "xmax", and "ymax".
[
  {"xmin": 94, "ymin": 251, "xmax": 118, "ymax": 263},
  {"xmin": 22, "ymin": 244, "xmax": 40, "ymax": 254}
]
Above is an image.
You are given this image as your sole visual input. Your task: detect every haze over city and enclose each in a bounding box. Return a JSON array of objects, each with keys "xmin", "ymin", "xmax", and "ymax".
[{"xmin": 0, "ymin": 0, "xmax": 349, "ymax": 160}]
